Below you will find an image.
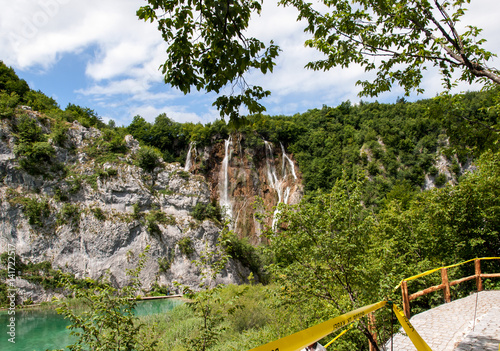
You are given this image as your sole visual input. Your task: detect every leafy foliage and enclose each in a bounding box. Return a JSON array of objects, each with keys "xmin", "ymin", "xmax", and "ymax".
[
  {"xmin": 56, "ymin": 203, "xmax": 81, "ymax": 227},
  {"xmin": 53, "ymin": 248, "xmax": 157, "ymax": 351},
  {"xmin": 135, "ymin": 146, "xmax": 163, "ymax": 172},
  {"xmin": 0, "ymin": 91, "xmax": 19, "ymax": 119},
  {"xmin": 287, "ymin": 0, "xmax": 500, "ymax": 95},
  {"xmin": 137, "ymin": 1, "xmax": 280, "ymax": 120},
  {"xmin": 266, "ymin": 176, "xmax": 380, "ymax": 348},
  {"xmin": 0, "ymin": 61, "xmax": 29, "ymax": 99},
  {"xmin": 192, "ymin": 202, "xmax": 221, "ymax": 222},
  {"xmin": 138, "ymin": 1, "xmax": 500, "ymax": 120},
  {"xmin": 19, "ymin": 197, "xmax": 51, "ymax": 227},
  {"xmin": 177, "ymin": 237, "xmax": 194, "ymax": 257},
  {"xmin": 146, "ymin": 209, "xmax": 176, "ymax": 237}
]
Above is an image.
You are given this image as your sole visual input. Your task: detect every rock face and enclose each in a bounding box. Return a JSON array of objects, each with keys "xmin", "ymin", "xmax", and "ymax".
[
  {"xmin": 0, "ymin": 112, "xmax": 250, "ymax": 303},
  {"xmin": 185, "ymin": 133, "xmax": 304, "ymax": 244}
]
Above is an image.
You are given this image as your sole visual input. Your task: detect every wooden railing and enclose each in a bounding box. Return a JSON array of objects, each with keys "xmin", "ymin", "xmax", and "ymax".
[{"xmin": 399, "ymin": 258, "xmax": 500, "ymax": 319}]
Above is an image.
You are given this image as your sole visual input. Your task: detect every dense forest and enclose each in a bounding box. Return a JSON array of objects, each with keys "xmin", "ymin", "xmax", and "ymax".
[{"xmin": 1, "ymin": 60, "xmax": 500, "ymax": 350}]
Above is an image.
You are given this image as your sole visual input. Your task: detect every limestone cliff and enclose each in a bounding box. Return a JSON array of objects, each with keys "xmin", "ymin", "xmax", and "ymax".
[{"xmin": 0, "ymin": 109, "xmax": 250, "ymax": 303}]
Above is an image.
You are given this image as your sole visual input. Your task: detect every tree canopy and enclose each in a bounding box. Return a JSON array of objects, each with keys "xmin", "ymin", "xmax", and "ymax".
[{"xmin": 138, "ymin": 0, "xmax": 500, "ymax": 121}]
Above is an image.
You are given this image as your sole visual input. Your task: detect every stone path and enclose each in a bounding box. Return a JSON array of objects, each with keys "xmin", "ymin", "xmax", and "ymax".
[{"xmin": 385, "ymin": 290, "xmax": 500, "ymax": 351}]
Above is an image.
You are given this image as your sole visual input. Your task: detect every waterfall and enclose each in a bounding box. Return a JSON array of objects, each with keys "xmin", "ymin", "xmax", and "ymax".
[
  {"xmin": 281, "ymin": 143, "xmax": 297, "ymax": 180},
  {"xmin": 184, "ymin": 142, "xmax": 195, "ymax": 172},
  {"xmin": 265, "ymin": 141, "xmax": 296, "ymax": 229},
  {"xmin": 220, "ymin": 136, "xmax": 233, "ymax": 220},
  {"xmin": 264, "ymin": 141, "xmax": 278, "ymax": 188}
]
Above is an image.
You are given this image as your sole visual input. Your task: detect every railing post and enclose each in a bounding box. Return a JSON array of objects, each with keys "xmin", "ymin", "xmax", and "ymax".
[
  {"xmin": 368, "ymin": 313, "xmax": 377, "ymax": 351},
  {"xmin": 401, "ymin": 280, "xmax": 411, "ymax": 319},
  {"xmin": 475, "ymin": 259, "xmax": 483, "ymax": 292},
  {"xmin": 441, "ymin": 268, "xmax": 451, "ymax": 303}
]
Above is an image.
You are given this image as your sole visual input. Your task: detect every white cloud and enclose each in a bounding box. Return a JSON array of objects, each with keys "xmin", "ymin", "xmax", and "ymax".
[{"xmin": 1, "ymin": 0, "xmax": 499, "ymax": 125}]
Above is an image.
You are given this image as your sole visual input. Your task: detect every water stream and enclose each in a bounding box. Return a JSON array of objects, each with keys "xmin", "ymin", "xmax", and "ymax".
[
  {"xmin": 184, "ymin": 142, "xmax": 195, "ymax": 172},
  {"xmin": 219, "ymin": 136, "xmax": 233, "ymax": 220},
  {"xmin": 264, "ymin": 141, "xmax": 296, "ymax": 229}
]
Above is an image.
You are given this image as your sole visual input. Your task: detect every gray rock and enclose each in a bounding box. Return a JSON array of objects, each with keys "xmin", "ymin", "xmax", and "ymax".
[{"xmin": 0, "ymin": 119, "xmax": 249, "ymax": 303}]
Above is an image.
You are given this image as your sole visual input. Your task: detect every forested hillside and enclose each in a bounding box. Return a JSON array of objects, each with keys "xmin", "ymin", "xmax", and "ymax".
[
  {"xmin": 1, "ymin": 60, "xmax": 499, "ymax": 351},
  {"xmin": 126, "ymin": 88, "xmax": 499, "ymax": 209}
]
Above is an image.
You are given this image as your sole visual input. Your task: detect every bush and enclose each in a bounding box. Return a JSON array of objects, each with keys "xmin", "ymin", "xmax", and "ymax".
[
  {"xmin": 16, "ymin": 114, "xmax": 44, "ymax": 143},
  {"xmin": 192, "ymin": 202, "xmax": 221, "ymax": 222},
  {"xmin": 367, "ymin": 161, "xmax": 379, "ymax": 176},
  {"xmin": 222, "ymin": 233, "xmax": 267, "ymax": 282},
  {"xmin": 50, "ymin": 124, "xmax": 68, "ymax": 146},
  {"xmin": 178, "ymin": 237, "xmax": 194, "ymax": 256},
  {"xmin": 21, "ymin": 197, "xmax": 50, "ymax": 227},
  {"xmin": 0, "ymin": 91, "xmax": 19, "ymax": 119},
  {"xmin": 146, "ymin": 209, "xmax": 175, "ymax": 226},
  {"xmin": 145, "ymin": 209, "xmax": 175, "ymax": 237},
  {"xmin": 24, "ymin": 90, "xmax": 59, "ymax": 112},
  {"xmin": 91, "ymin": 207, "xmax": 106, "ymax": 221},
  {"xmin": 132, "ymin": 203, "xmax": 142, "ymax": 220},
  {"xmin": 135, "ymin": 146, "xmax": 163, "ymax": 172},
  {"xmin": 55, "ymin": 248, "xmax": 157, "ymax": 350},
  {"xmin": 57, "ymin": 203, "xmax": 81, "ymax": 227},
  {"xmin": 434, "ymin": 173, "xmax": 447, "ymax": 187},
  {"xmin": 14, "ymin": 115, "xmax": 57, "ymax": 175},
  {"xmin": 428, "ymin": 166, "xmax": 439, "ymax": 176},
  {"xmin": 54, "ymin": 188, "xmax": 69, "ymax": 202},
  {"xmin": 157, "ymin": 256, "xmax": 173, "ymax": 273},
  {"xmin": 177, "ymin": 170, "xmax": 190, "ymax": 180}
]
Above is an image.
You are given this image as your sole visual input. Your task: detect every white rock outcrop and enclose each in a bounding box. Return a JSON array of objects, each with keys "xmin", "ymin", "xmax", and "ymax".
[{"xmin": 0, "ymin": 117, "xmax": 249, "ymax": 303}]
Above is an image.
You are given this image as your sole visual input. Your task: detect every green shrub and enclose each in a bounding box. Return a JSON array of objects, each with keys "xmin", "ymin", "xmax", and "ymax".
[
  {"xmin": 434, "ymin": 173, "xmax": 447, "ymax": 187},
  {"xmin": 57, "ymin": 203, "xmax": 81, "ymax": 227},
  {"xmin": 106, "ymin": 168, "xmax": 118, "ymax": 177},
  {"xmin": 95, "ymin": 167, "xmax": 118, "ymax": 179},
  {"xmin": 50, "ymin": 124, "xmax": 68, "ymax": 146},
  {"xmin": 0, "ymin": 91, "xmax": 19, "ymax": 119},
  {"xmin": 135, "ymin": 146, "xmax": 163, "ymax": 172},
  {"xmin": 177, "ymin": 237, "xmax": 194, "ymax": 256},
  {"xmin": 14, "ymin": 115, "xmax": 57, "ymax": 175},
  {"xmin": 16, "ymin": 115, "xmax": 44, "ymax": 142},
  {"xmin": 146, "ymin": 209, "xmax": 175, "ymax": 226},
  {"xmin": 157, "ymin": 256, "xmax": 173, "ymax": 273},
  {"xmin": 21, "ymin": 197, "xmax": 50, "ymax": 227},
  {"xmin": 192, "ymin": 202, "xmax": 221, "ymax": 222},
  {"xmin": 367, "ymin": 161, "xmax": 379, "ymax": 176},
  {"xmin": 67, "ymin": 177, "xmax": 82, "ymax": 194},
  {"xmin": 177, "ymin": 170, "xmax": 190, "ymax": 180},
  {"xmin": 145, "ymin": 209, "xmax": 175, "ymax": 237},
  {"xmin": 132, "ymin": 203, "xmax": 142, "ymax": 220},
  {"xmin": 451, "ymin": 160, "xmax": 461, "ymax": 175},
  {"xmin": 54, "ymin": 188, "xmax": 69, "ymax": 202},
  {"xmin": 222, "ymin": 233, "xmax": 267, "ymax": 282},
  {"xmin": 150, "ymin": 281, "xmax": 171, "ymax": 295},
  {"xmin": 428, "ymin": 165, "xmax": 439, "ymax": 176},
  {"xmin": 91, "ymin": 207, "xmax": 106, "ymax": 221},
  {"xmin": 147, "ymin": 221, "xmax": 162, "ymax": 237},
  {"xmin": 24, "ymin": 90, "xmax": 59, "ymax": 112}
]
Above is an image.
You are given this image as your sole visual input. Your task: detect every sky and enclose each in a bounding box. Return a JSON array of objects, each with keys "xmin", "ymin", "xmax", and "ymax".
[{"xmin": 1, "ymin": 0, "xmax": 499, "ymax": 127}]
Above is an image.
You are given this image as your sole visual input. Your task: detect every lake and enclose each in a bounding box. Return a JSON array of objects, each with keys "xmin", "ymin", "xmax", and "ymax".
[{"xmin": 0, "ymin": 298, "xmax": 183, "ymax": 351}]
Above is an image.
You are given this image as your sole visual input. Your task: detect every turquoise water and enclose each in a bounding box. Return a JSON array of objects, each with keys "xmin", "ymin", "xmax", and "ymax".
[{"xmin": 0, "ymin": 298, "xmax": 182, "ymax": 351}]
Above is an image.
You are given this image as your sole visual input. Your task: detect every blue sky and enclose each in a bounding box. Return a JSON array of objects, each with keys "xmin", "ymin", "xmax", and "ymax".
[{"xmin": 2, "ymin": 0, "xmax": 499, "ymax": 127}]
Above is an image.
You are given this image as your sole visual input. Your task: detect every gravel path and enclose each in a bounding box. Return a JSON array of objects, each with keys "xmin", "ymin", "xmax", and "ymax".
[{"xmin": 385, "ymin": 290, "xmax": 500, "ymax": 351}]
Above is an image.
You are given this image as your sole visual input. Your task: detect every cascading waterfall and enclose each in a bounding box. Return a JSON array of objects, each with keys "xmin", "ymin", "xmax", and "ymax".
[
  {"xmin": 219, "ymin": 136, "xmax": 233, "ymax": 220},
  {"xmin": 265, "ymin": 141, "xmax": 297, "ymax": 229},
  {"xmin": 281, "ymin": 142, "xmax": 297, "ymax": 180},
  {"xmin": 184, "ymin": 142, "xmax": 195, "ymax": 172},
  {"xmin": 264, "ymin": 141, "xmax": 278, "ymax": 188}
]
